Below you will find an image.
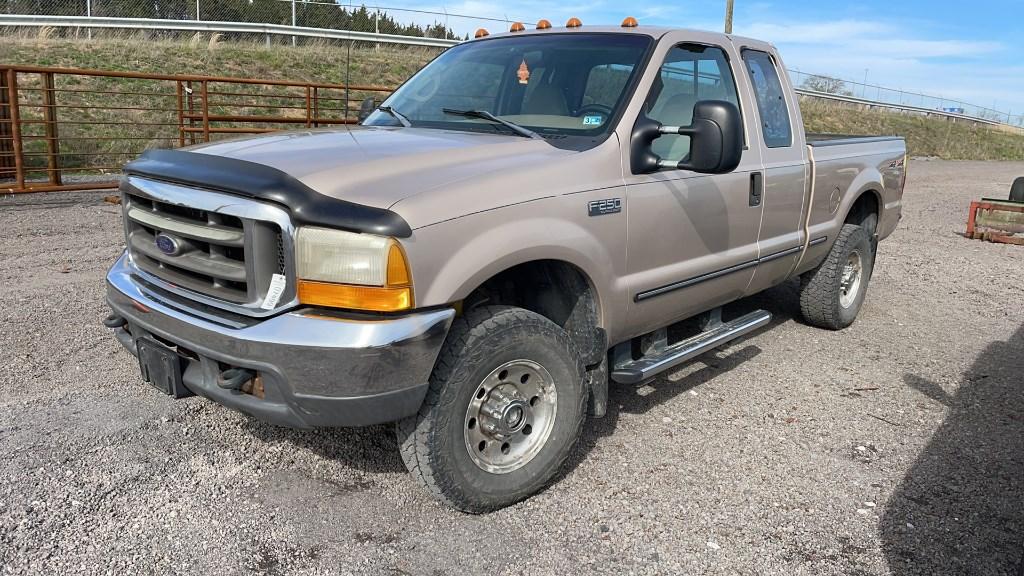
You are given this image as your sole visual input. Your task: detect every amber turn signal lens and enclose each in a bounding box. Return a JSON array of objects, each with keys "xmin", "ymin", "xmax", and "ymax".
[
  {"xmin": 297, "ymin": 280, "xmax": 413, "ymax": 313},
  {"xmin": 386, "ymin": 243, "xmax": 412, "ymax": 287},
  {"xmin": 621, "ymin": 16, "xmax": 638, "ymax": 28},
  {"xmin": 566, "ymin": 17, "xmax": 582, "ymax": 28},
  {"xmin": 536, "ymin": 19, "xmax": 552, "ymax": 30},
  {"xmin": 510, "ymin": 21, "xmax": 525, "ymax": 32},
  {"xmin": 474, "ymin": 28, "xmax": 489, "ymax": 38}
]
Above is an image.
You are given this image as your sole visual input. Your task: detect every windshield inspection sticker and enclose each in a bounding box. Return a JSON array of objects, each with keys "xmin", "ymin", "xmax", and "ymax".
[
  {"xmin": 582, "ymin": 115, "xmax": 603, "ymax": 126},
  {"xmin": 261, "ymin": 273, "xmax": 287, "ymax": 310}
]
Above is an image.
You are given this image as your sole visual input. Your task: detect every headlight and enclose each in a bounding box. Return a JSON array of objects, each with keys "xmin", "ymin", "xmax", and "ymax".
[{"xmin": 295, "ymin": 227, "xmax": 413, "ymax": 312}]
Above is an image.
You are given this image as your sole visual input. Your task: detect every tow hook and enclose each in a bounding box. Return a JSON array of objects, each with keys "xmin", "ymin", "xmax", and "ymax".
[
  {"xmin": 216, "ymin": 368, "xmax": 255, "ymax": 390},
  {"xmin": 103, "ymin": 313, "xmax": 127, "ymax": 329}
]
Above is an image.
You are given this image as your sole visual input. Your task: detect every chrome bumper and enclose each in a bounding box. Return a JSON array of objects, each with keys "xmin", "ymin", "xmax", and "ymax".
[{"xmin": 106, "ymin": 253, "xmax": 454, "ymax": 428}]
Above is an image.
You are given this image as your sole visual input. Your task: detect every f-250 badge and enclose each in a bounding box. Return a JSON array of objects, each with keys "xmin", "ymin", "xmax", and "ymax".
[{"xmin": 588, "ymin": 198, "xmax": 622, "ymax": 216}]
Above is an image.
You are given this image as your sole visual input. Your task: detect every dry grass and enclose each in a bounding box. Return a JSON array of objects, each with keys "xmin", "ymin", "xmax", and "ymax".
[{"xmin": 1, "ymin": 32, "xmax": 438, "ymax": 86}]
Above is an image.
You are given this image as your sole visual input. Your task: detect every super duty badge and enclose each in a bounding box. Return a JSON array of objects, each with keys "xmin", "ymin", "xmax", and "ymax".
[{"xmin": 588, "ymin": 198, "xmax": 621, "ymax": 217}]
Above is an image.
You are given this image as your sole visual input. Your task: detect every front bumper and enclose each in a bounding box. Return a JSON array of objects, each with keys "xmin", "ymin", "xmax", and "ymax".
[{"xmin": 106, "ymin": 253, "xmax": 454, "ymax": 428}]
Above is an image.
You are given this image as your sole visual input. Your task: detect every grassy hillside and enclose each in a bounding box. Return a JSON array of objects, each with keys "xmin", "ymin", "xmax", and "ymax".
[
  {"xmin": 799, "ymin": 98, "xmax": 1024, "ymax": 160},
  {"xmin": 2, "ymin": 34, "xmax": 1022, "ymax": 181},
  {"xmin": 2, "ymin": 32, "xmax": 439, "ymax": 86}
]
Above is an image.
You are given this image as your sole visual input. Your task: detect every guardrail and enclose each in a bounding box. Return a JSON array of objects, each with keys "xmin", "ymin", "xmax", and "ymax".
[
  {"xmin": 793, "ymin": 89, "xmax": 1009, "ymax": 128},
  {"xmin": 0, "ymin": 65, "xmax": 393, "ymax": 193}
]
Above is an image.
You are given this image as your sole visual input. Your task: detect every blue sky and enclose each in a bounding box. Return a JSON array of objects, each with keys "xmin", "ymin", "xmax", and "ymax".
[{"xmin": 376, "ymin": 0, "xmax": 1024, "ymax": 116}]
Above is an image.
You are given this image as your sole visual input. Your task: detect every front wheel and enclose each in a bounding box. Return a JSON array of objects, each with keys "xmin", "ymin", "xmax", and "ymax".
[
  {"xmin": 799, "ymin": 223, "xmax": 875, "ymax": 330},
  {"xmin": 397, "ymin": 305, "xmax": 586, "ymax": 513}
]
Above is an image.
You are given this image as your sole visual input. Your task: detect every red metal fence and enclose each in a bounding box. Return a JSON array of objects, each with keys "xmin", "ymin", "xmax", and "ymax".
[{"xmin": 0, "ymin": 65, "xmax": 393, "ymax": 193}]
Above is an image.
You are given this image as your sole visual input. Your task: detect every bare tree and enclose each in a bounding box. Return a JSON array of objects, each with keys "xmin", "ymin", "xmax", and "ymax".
[{"xmin": 801, "ymin": 75, "xmax": 853, "ymax": 96}]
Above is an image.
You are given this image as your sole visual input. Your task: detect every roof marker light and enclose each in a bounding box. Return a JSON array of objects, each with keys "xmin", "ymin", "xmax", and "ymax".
[
  {"xmin": 536, "ymin": 19, "xmax": 552, "ymax": 30},
  {"xmin": 566, "ymin": 17, "xmax": 582, "ymax": 28},
  {"xmin": 474, "ymin": 28, "xmax": 489, "ymax": 38},
  {"xmin": 622, "ymin": 16, "xmax": 639, "ymax": 28},
  {"xmin": 510, "ymin": 21, "xmax": 525, "ymax": 32}
]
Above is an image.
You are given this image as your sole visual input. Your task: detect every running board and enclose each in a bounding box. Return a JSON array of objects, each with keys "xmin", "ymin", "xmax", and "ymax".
[{"xmin": 610, "ymin": 310, "xmax": 772, "ymax": 385}]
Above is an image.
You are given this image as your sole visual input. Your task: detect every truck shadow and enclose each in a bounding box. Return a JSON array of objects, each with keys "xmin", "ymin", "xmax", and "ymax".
[
  {"xmin": 881, "ymin": 323, "xmax": 1024, "ymax": 576},
  {"xmin": 241, "ymin": 421, "xmax": 407, "ymax": 475}
]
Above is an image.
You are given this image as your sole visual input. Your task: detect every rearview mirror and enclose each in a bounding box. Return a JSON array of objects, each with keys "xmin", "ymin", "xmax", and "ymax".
[
  {"xmin": 357, "ymin": 97, "xmax": 376, "ymax": 123},
  {"xmin": 630, "ymin": 100, "xmax": 743, "ymax": 175}
]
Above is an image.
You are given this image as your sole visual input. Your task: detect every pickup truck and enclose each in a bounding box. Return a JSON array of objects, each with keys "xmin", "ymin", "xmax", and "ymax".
[{"xmin": 104, "ymin": 20, "xmax": 906, "ymax": 513}]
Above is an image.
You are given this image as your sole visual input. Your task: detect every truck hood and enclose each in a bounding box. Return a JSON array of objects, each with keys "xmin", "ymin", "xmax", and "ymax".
[{"xmin": 188, "ymin": 126, "xmax": 574, "ymax": 214}]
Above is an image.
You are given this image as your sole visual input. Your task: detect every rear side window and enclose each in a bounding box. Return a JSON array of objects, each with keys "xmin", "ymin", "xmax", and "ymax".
[
  {"xmin": 645, "ymin": 44, "xmax": 741, "ymax": 161},
  {"xmin": 742, "ymin": 49, "xmax": 792, "ymax": 148}
]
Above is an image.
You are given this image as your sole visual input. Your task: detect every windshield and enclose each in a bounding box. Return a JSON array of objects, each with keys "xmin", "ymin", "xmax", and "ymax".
[{"xmin": 364, "ymin": 33, "xmax": 652, "ymax": 145}]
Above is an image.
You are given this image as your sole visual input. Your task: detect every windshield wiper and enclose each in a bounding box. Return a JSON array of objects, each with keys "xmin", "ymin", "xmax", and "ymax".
[
  {"xmin": 377, "ymin": 105, "xmax": 412, "ymax": 127},
  {"xmin": 442, "ymin": 108, "xmax": 541, "ymax": 140}
]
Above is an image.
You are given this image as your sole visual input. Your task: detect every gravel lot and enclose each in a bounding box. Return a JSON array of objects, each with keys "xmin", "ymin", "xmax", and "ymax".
[{"xmin": 1, "ymin": 160, "xmax": 1022, "ymax": 576}]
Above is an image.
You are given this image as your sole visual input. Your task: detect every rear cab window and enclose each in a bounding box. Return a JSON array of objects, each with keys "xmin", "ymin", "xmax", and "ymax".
[{"xmin": 741, "ymin": 49, "xmax": 792, "ymax": 148}]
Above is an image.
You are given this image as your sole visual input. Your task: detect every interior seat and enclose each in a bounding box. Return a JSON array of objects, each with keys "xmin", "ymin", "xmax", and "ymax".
[{"xmin": 522, "ymin": 82, "xmax": 569, "ymax": 115}]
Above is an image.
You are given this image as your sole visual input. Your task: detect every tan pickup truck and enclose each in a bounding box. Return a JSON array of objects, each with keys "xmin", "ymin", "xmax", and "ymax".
[{"xmin": 104, "ymin": 21, "xmax": 906, "ymax": 512}]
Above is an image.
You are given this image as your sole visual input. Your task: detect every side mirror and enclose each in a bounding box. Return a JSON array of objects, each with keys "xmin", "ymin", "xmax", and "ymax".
[
  {"xmin": 630, "ymin": 100, "xmax": 743, "ymax": 175},
  {"xmin": 357, "ymin": 97, "xmax": 376, "ymax": 123}
]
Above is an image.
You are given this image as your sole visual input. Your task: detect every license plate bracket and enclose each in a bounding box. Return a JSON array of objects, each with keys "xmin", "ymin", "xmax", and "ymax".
[{"xmin": 136, "ymin": 338, "xmax": 191, "ymax": 398}]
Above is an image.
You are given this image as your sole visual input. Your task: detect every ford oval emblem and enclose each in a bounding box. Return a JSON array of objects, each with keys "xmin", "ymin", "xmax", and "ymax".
[{"xmin": 155, "ymin": 233, "xmax": 181, "ymax": 256}]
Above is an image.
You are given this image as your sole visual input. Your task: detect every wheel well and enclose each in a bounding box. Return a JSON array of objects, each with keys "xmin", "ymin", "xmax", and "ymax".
[
  {"xmin": 463, "ymin": 260, "xmax": 605, "ymax": 367},
  {"xmin": 845, "ymin": 191, "xmax": 880, "ymax": 235}
]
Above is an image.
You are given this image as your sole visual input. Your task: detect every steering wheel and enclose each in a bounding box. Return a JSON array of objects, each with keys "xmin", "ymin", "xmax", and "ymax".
[{"xmin": 576, "ymin": 103, "xmax": 614, "ymax": 117}]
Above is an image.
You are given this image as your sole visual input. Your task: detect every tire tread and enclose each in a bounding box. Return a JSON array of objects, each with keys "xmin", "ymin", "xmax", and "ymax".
[
  {"xmin": 799, "ymin": 223, "xmax": 873, "ymax": 330},
  {"xmin": 397, "ymin": 305, "xmax": 585, "ymax": 513}
]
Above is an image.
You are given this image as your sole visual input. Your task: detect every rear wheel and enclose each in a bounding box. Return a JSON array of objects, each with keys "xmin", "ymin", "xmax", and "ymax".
[
  {"xmin": 799, "ymin": 223, "xmax": 875, "ymax": 330},
  {"xmin": 397, "ymin": 305, "xmax": 586, "ymax": 513}
]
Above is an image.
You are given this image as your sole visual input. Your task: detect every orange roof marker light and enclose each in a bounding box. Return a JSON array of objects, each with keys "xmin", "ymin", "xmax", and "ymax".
[
  {"xmin": 566, "ymin": 17, "xmax": 582, "ymax": 28},
  {"xmin": 474, "ymin": 28, "xmax": 489, "ymax": 38},
  {"xmin": 536, "ymin": 19, "xmax": 552, "ymax": 30},
  {"xmin": 510, "ymin": 21, "xmax": 526, "ymax": 32},
  {"xmin": 622, "ymin": 16, "xmax": 639, "ymax": 28}
]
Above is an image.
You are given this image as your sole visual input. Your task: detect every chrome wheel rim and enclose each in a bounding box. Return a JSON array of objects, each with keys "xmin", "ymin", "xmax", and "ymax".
[
  {"xmin": 839, "ymin": 251, "xmax": 863, "ymax": 309},
  {"xmin": 464, "ymin": 359, "xmax": 557, "ymax": 474}
]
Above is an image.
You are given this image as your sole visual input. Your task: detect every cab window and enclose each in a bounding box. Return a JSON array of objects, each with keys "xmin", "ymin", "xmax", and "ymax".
[
  {"xmin": 742, "ymin": 49, "xmax": 792, "ymax": 148},
  {"xmin": 365, "ymin": 33, "xmax": 651, "ymax": 148},
  {"xmin": 645, "ymin": 44, "xmax": 741, "ymax": 161}
]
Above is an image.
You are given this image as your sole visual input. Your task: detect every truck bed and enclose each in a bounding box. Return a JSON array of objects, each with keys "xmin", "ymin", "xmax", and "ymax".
[{"xmin": 806, "ymin": 134, "xmax": 904, "ymax": 147}]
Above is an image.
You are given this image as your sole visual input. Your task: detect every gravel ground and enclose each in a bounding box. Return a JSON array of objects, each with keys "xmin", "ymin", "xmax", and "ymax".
[{"xmin": 1, "ymin": 160, "xmax": 1022, "ymax": 576}]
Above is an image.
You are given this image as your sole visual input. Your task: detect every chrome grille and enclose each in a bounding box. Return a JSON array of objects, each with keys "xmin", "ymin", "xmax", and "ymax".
[{"xmin": 121, "ymin": 176, "xmax": 297, "ymax": 316}]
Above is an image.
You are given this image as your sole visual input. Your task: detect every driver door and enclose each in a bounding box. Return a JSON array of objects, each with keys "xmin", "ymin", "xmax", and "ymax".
[{"xmin": 622, "ymin": 39, "xmax": 764, "ymax": 337}]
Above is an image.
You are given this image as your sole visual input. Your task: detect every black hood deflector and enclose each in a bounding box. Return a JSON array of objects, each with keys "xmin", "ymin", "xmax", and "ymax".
[{"xmin": 123, "ymin": 149, "xmax": 412, "ymax": 238}]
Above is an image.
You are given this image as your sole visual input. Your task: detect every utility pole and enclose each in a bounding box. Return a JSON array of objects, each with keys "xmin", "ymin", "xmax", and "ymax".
[{"xmin": 724, "ymin": 0, "xmax": 734, "ymax": 34}]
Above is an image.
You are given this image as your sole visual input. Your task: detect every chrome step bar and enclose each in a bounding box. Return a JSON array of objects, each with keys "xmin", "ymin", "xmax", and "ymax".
[{"xmin": 610, "ymin": 310, "xmax": 772, "ymax": 385}]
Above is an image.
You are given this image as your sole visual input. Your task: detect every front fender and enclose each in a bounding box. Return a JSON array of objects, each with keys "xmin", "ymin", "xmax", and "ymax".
[{"xmin": 402, "ymin": 195, "xmax": 627, "ymax": 335}]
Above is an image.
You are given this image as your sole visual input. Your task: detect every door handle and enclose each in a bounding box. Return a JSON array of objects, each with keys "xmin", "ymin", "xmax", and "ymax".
[{"xmin": 749, "ymin": 172, "xmax": 763, "ymax": 207}]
